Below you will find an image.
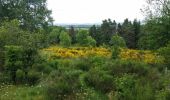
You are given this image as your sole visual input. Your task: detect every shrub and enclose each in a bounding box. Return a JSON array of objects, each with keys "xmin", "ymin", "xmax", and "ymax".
[
  {"xmin": 86, "ymin": 36, "xmax": 96, "ymax": 46},
  {"xmin": 45, "ymin": 70, "xmax": 82, "ymax": 100},
  {"xmin": 158, "ymin": 43, "xmax": 170, "ymax": 69},
  {"xmin": 73, "ymin": 58, "xmax": 91, "ymax": 71},
  {"xmin": 110, "ymin": 34, "xmax": 126, "ymax": 48},
  {"xmin": 4, "ymin": 45, "xmax": 23, "ymax": 83},
  {"xmin": 112, "ymin": 47, "xmax": 121, "ymax": 59},
  {"xmin": 114, "ymin": 74, "xmax": 136, "ymax": 99},
  {"xmin": 32, "ymin": 62, "xmax": 53, "ymax": 74},
  {"xmin": 84, "ymin": 68, "xmax": 114, "ymax": 93},
  {"xmin": 76, "ymin": 30, "xmax": 89, "ymax": 46},
  {"xmin": 27, "ymin": 70, "xmax": 40, "ymax": 85},
  {"xmin": 48, "ymin": 28, "xmax": 60, "ymax": 44},
  {"xmin": 104, "ymin": 60, "xmax": 149, "ymax": 77},
  {"xmin": 16, "ymin": 69, "xmax": 25, "ymax": 83},
  {"xmin": 59, "ymin": 31, "xmax": 71, "ymax": 47}
]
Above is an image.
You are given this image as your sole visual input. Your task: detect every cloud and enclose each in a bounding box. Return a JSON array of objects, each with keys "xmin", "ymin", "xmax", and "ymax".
[{"xmin": 47, "ymin": 0, "xmax": 145, "ymax": 24}]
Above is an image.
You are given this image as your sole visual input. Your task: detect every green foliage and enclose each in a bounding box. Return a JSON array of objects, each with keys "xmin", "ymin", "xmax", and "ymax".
[
  {"xmin": 48, "ymin": 28, "xmax": 61, "ymax": 44},
  {"xmin": 59, "ymin": 31, "xmax": 72, "ymax": 47},
  {"xmin": 118, "ymin": 19, "xmax": 141, "ymax": 49},
  {"xmin": 0, "ymin": 0, "xmax": 53, "ymax": 31},
  {"xmin": 5, "ymin": 45, "xmax": 23, "ymax": 83},
  {"xmin": 110, "ymin": 34, "xmax": 126, "ymax": 48},
  {"xmin": 100, "ymin": 19, "xmax": 117, "ymax": 44},
  {"xmin": 111, "ymin": 47, "xmax": 121, "ymax": 59},
  {"xmin": 44, "ymin": 70, "xmax": 82, "ymax": 100},
  {"xmin": 0, "ymin": 20, "xmax": 48, "ymax": 49},
  {"xmin": 115, "ymin": 74, "xmax": 136, "ymax": 99},
  {"xmin": 27, "ymin": 70, "xmax": 40, "ymax": 85},
  {"xmin": 76, "ymin": 30, "xmax": 96, "ymax": 46},
  {"xmin": 76, "ymin": 30, "xmax": 89, "ymax": 45},
  {"xmin": 84, "ymin": 68, "xmax": 114, "ymax": 93},
  {"xmin": 158, "ymin": 43, "xmax": 170, "ymax": 68},
  {"xmin": 16, "ymin": 69, "xmax": 25, "ymax": 83},
  {"xmin": 104, "ymin": 60, "xmax": 149, "ymax": 77},
  {"xmin": 68, "ymin": 26, "xmax": 77, "ymax": 44},
  {"xmin": 86, "ymin": 36, "xmax": 96, "ymax": 46},
  {"xmin": 73, "ymin": 58, "xmax": 91, "ymax": 71}
]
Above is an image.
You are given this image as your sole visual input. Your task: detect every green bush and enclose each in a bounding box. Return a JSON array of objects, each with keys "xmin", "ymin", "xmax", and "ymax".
[
  {"xmin": 104, "ymin": 60, "xmax": 149, "ymax": 77},
  {"xmin": 47, "ymin": 60, "xmax": 58, "ymax": 70},
  {"xmin": 73, "ymin": 58, "xmax": 91, "ymax": 71},
  {"xmin": 111, "ymin": 47, "xmax": 121, "ymax": 59},
  {"xmin": 45, "ymin": 70, "xmax": 82, "ymax": 100},
  {"xmin": 48, "ymin": 28, "xmax": 60, "ymax": 44},
  {"xmin": 110, "ymin": 34, "xmax": 126, "ymax": 48},
  {"xmin": 4, "ymin": 45, "xmax": 23, "ymax": 83},
  {"xmin": 84, "ymin": 68, "xmax": 114, "ymax": 93},
  {"xmin": 59, "ymin": 31, "xmax": 72, "ymax": 47},
  {"xmin": 158, "ymin": 43, "xmax": 170, "ymax": 69},
  {"xmin": 76, "ymin": 30, "xmax": 89, "ymax": 45},
  {"xmin": 86, "ymin": 36, "xmax": 96, "ymax": 46},
  {"xmin": 16, "ymin": 69, "xmax": 25, "ymax": 83},
  {"xmin": 27, "ymin": 70, "xmax": 40, "ymax": 85},
  {"xmin": 32, "ymin": 62, "xmax": 53, "ymax": 74},
  {"xmin": 114, "ymin": 74, "xmax": 136, "ymax": 99}
]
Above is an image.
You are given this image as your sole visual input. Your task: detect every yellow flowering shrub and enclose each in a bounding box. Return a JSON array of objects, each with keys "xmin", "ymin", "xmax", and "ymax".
[
  {"xmin": 41, "ymin": 46, "xmax": 112, "ymax": 60},
  {"xmin": 119, "ymin": 49, "xmax": 164, "ymax": 64},
  {"xmin": 41, "ymin": 46, "xmax": 164, "ymax": 64}
]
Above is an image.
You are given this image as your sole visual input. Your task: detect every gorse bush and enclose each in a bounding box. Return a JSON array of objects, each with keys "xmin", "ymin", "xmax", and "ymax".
[{"xmin": 42, "ymin": 46, "xmax": 111, "ymax": 59}]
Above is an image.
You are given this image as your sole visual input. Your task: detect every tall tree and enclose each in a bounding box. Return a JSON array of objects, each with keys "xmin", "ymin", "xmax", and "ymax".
[
  {"xmin": 0, "ymin": 0, "xmax": 53, "ymax": 32},
  {"xmin": 100, "ymin": 19, "xmax": 117, "ymax": 44},
  {"xmin": 118, "ymin": 19, "xmax": 134, "ymax": 48},
  {"xmin": 68, "ymin": 26, "xmax": 76, "ymax": 44},
  {"xmin": 139, "ymin": 0, "xmax": 170, "ymax": 49}
]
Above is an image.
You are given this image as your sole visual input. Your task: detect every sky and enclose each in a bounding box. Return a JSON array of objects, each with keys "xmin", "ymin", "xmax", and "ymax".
[{"xmin": 47, "ymin": 0, "xmax": 146, "ymax": 24}]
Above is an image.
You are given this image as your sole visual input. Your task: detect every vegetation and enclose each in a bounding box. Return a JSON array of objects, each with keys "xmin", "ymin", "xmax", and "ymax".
[{"xmin": 0, "ymin": 0, "xmax": 170, "ymax": 99}]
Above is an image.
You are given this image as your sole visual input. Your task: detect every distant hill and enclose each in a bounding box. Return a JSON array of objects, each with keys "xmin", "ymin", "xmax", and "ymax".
[{"xmin": 56, "ymin": 24, "xmax": 101, "ymax": 29}]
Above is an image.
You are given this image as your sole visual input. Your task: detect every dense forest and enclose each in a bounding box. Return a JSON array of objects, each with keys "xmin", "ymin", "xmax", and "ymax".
[{"xmin": 0, "ymin": 0, "xmax": 170, "ymax": 100}]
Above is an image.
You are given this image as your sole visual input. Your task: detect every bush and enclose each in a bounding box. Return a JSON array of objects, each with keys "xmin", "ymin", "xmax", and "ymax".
[
  {"xmin": 86, "ymin": 36, "xmax": 96, "ymax": 46},
  {"xmin": 45, "ymin": 70, "xmax": 82, "ymax": 100},
  {"xmin": 114, "ymin": 74, "xmax": 136, "ymax": 99},
  {"xmin": 27, "ymin": 70, "xmax": 40, "ymax": 85},
  {"xmin": 32, "ymin": 62, "xmax": 53, "ymax": 74},
  {"xmin": 16, "ymin": 69, "xmax": 25, "ymax": 83},
  {"xmin": 112, "ymin": 47, "xmax": 121, "ymax": 59},
  {"xmin": 4, "ymin": 45, "xmax": 23, "ymax": 83},
  {"xmin": 84, "ymin": 68, "xmax": 114, "ymax": 93},
  {"xmin": 158, "ymin": 43, "xmax": 170, "ymax": 69},
  {"xmin": 76, "ymin": 30, "xmax": 89, "ymax": 45},
  {"xmin": 59, "ymin": 31, "xmax": 71, "ymax": 47},
  {"xmin": 48, "ymin": 28, "xmax": 60, "ymax": 44},
  {"xmin": 73, "ymin": 58, "xmax": 91, "ymax": 71},
  {"xmin": 104, "ymin": 60, "xmax": 149, "ymax": 77},
  {"xmin": 110, "ymin": 34, "xmax": 126, "ymax": 48}
]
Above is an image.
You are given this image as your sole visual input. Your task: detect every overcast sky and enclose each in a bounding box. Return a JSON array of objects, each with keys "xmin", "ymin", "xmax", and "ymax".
[{"xmin": 47, "ymin": 0, "xmax": 146, "ymax": 24}]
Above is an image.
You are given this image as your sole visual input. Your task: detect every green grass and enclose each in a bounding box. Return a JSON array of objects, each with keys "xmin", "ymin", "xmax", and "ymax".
[{"xmin": 0, "ymin": 84, "xmax": 45, "ymax": 100}]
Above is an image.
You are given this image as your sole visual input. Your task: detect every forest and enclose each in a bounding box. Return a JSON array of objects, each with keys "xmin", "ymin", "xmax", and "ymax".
[{"xmin": 0, "ymin": 0, "xmax": 170, "ymax": 100}]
